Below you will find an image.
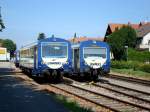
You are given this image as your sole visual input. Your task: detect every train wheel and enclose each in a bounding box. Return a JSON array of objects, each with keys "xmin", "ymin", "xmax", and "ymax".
[
  {"xmin": 59, "ymin": 72, "xmax": 63, "ymax": 81},
  {"xmin": 52, "ymin": 70, "xmax": 57, "ymax": 80},
  {"xmin": 92, "ymin": 70, "xmax": 98, "ymax": 81},
  {"xmin": 92, "ymin": 75, "xmax": 98, "ymax": 81},
  {"xmin": 28, "ymin": 69, "xmax": 32, "ymax": 77},
  {"xmin": 55, "ymin": 71, "xmax": 63, "ymax": 82},
  {"xmin": 43, "ymin": 70, "xmax": 51, "ymax": 82},
  {"xmin": 99, "ymin": 70, "xmax": 104, "ymax": 76}
]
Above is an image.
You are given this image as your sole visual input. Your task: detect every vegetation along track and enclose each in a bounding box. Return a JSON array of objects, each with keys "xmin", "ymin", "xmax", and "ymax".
[
  {"xmin": 108, "ymin": 74, "xmax": 150, "ymax": 86},
  {"xmin": 50, "ymin": 80, "xmax": 150, "ymax": 112}
]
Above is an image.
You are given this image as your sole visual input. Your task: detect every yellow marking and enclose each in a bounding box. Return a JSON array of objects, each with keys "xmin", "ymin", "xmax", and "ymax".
[{"xmin": 0, "ymin": 49, "xmax": 6, "ymax": 54}]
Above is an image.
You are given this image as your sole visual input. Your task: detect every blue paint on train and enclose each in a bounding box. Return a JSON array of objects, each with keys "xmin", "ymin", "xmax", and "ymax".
[
  {"xmin": 19, "ymin": 37, "xmax": 72, "ymax": 80},
  {"xmin": 71, "ymin": 40, "xmax": 110, "ymax": 78}
]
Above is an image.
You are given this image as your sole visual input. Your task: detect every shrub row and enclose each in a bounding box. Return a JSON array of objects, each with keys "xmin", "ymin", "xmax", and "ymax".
[
  {"xmin": 111, "ymin": 61, "xmax": 150, "ymax": 73},
  {"xmin": 139, "ymin": 64, "xmax": 150, "ymax": 73},
  {"xmin": 128, "ymin": 48, "xmax": 150, "ymax": 62}
]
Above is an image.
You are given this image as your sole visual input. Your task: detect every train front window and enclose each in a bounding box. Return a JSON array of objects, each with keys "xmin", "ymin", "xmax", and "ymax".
[
  {"xmin": 84, "ymin": 47, "xmax": 106, "ymax": 58},
  {"xmin": 42, "ymin": 43, "xmax": 67, "ymax": 58}
]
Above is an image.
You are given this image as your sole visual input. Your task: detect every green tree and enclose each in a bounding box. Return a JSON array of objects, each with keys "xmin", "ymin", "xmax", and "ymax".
[
  {"xmin": 2, "ymin": 39, "xmax": 16, "ymax": 57},
  {"xmin": 120, "ymin": 26, "xmax": 137, "ymax": 48},
  {"xmin": 108, "ymin": 26, "xmax": 137, "ymax": 60},
  {"xmin": 37, "ymin": 33, "xmax": 46, "ymax": 40},
  {"xmin": 0, "ymin": 39, "xmax": 3, "ymax": 46},
  {"xmin": 0, "ymin": 7, "xmax": 5, "ymax": 32},
  {"xmin": 0, "ymin": 38, "xmax": 3, "ymax": 43},
  {"xmin": 0, "ymin": 18, "xmax": 5, "ymax": 31}
]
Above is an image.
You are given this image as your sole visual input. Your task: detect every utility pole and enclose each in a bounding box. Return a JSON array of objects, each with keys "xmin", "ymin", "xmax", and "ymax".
[
  {"xmin": 0, "ymin": 6, "xmax": 5, "ymax": 31},
  {"xmin": 124, "ymin": 45, "xmax": 128, "ymax": 61}
]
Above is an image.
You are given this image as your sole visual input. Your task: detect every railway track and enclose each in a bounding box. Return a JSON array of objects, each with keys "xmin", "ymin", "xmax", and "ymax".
[
  {"xmin": 93, "ymin": 82, "xmax": 150, "ymax": 104},
  {"xmin": 13, "ymin": 70, "xmax": 150, "ymax": 112},
  {"xmin": 49, "ymin": 79, "xmax": 150, "ymax": 112},
  {"xmin": 108, "ymin": 74, "xmax": 150, "ymax": 86}
]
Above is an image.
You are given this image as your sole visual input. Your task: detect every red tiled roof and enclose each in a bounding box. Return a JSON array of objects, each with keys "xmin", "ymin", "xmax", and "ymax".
[
  {"xmin": 108, "ymin": 23, "xmax": 140, "ymax": 33},
  {"xmin": 137, "ymin": 22, "xmax": 150, "ymax": 37},
  {"xmin": 68, "ymin": 36, "xmax": 104, "ymax": 43},
  {"xmin": 104, "ymin": 22, "xmax": 150, "ymax": 40}
]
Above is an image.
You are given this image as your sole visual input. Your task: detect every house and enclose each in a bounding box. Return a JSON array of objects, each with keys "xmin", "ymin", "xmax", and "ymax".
[
  {"xmin": 104, "ymin": 22, "xmax": 150, "ymax": 51},
  {"xmin": 104, "ymin": 22, "xmax": 141, "ymax": 41},
  {"xmin": 136, "ymin": 23, "xmax": 150, "ymax": 51},
  {"xmin": 0, "ymin": 47, "xmax": 10, "ymax": 61},
  {"xmin": 68, "ymin": 36, "xmax": 104, "ymax": 43}
]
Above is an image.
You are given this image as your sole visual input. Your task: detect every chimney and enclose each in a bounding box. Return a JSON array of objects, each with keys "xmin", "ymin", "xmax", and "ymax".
[
  {"xmin": 128, "ymin": 22, "xmax": 131, "ymax": 25},
  {"xmin": 139, "ymin": 22, "xmax": 143, "ymax": 27}
]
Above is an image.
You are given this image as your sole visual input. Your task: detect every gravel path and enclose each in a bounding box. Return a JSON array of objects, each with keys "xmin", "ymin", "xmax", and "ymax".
[
  {"xmin": 0, "ymin": 62, "xmax": 70, "ymax": 112},
  {"xmin": 100, "ymin": 77, "xmax": 150, "ymax": 94}
]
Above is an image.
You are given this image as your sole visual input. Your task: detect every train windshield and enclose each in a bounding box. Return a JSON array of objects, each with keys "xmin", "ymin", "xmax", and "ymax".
[
  {"xmin": 84, "ymin": 47, "xmax": 106, "ymax": 58},
  {"xmin": 42, "ymin": 42, "xmax": 67, "ymax": 58}
]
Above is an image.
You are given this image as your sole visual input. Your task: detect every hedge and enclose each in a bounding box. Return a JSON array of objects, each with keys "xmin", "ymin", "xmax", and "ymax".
[
  {"xmin": 111, "ymin": 61, "xmax": 150, "ymax": 73},
  {"xmin": 128, "ymin": 48, "xmax": 150, "ymax": 62},
  {"xmin": 139, "ymin": 64, "xmax": 150, "ymax": 73}
]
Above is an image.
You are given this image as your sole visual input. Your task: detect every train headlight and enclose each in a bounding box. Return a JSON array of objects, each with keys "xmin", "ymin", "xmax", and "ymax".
[
  {"xmin": 64, "ymin": 60, "xmax": 69, "ymax": 65},
  {"xmin": 84, "ymin": 61, "xmax": 87, "ymax": 65},
  {"xmin": 41, "ymin": 60, "xmax": 46, "ymax": 64},
  {"xmin": 62, "ymin": 61, "xmax": 68, "ymax": 65},
  {"xmin": 65, "ymin": 61, "xmax": 69, "ymax": 64}
]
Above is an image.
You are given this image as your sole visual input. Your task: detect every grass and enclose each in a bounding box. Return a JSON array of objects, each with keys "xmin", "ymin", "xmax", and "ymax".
[
  {"xmin": 111, "ymin": 68, "xmax": 150, "ymax": 80},
  {"xmin": 54, "ymin": 94, "xmax": 93, "ymax": 112}
]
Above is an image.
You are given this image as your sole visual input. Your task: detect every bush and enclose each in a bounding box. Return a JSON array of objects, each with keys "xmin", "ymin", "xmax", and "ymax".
[
  {"xmin": 140, "ymin": 64, "xmax": 150, "ymax": 73},
  {"xmin": 108, "ymin": 26, "xmax": 137, "ymax": 60},
  {"xmin": 128, "ymin": 48, "xmax": 150, "ymax": 62},
  {"xmin": 111, "ymin": 61, "xmax": 137, "ymax": 69},
  {"xmin": 111, "ymin": 61, "xmax": 150, "ymax": 73}
]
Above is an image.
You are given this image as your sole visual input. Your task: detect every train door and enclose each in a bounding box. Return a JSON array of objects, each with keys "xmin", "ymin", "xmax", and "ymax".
[{"xmin": 73, "ymin": 48, "xmax": 80, "ymax": 72}]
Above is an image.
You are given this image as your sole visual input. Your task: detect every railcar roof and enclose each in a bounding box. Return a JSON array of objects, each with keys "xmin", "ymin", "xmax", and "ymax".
[
  {"xmin": 39, "ymin": 37, "xmax": 69, "ymax": 43},
  {"xmin": 20, "ymin": 37, "xmax": 70, "ymax": 50},
  {"xmin": 20, "ymin": 42, "xmax": 37, "ymax": 50},
  {"xmin": 71, "ymin": 40, "xmax": 109, "ymax": 49}
]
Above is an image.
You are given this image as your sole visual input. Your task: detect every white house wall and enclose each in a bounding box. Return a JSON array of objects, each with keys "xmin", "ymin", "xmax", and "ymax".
[
  {"xmin": 140, "ymin": 32, "xmax": 150, "ymax": 50},
  {"xmin": 142, "ymin": 32, "xmax": 150, "ymax": 45},
  {"xmin": 0, "ymin": 47, "xmax": 7, "ymax": 61}
]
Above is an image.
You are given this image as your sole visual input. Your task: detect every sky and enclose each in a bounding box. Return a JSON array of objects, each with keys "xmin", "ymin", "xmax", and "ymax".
[{"xmin": 0, "ymin": 0, "xmax": 150, "ymax": 49}]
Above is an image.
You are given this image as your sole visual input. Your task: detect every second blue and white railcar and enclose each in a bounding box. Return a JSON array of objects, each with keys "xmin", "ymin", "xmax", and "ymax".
[
  {"xmin": 71, "ymin": 40, "xmax": 110, "ymax": 79},
  {"xmin": 19, "ymin": 37, "xmax": 72, "ymax": 81}
]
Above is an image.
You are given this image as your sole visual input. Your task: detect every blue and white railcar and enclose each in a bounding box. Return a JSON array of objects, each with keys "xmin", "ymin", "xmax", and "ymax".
[
  {"xmin": 71, "ymin": 40, "xmax": 110, "ymax": 79},
  {"xmin": 19, "ymin": 37, "xmax": 72, "ymax": 80}
]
